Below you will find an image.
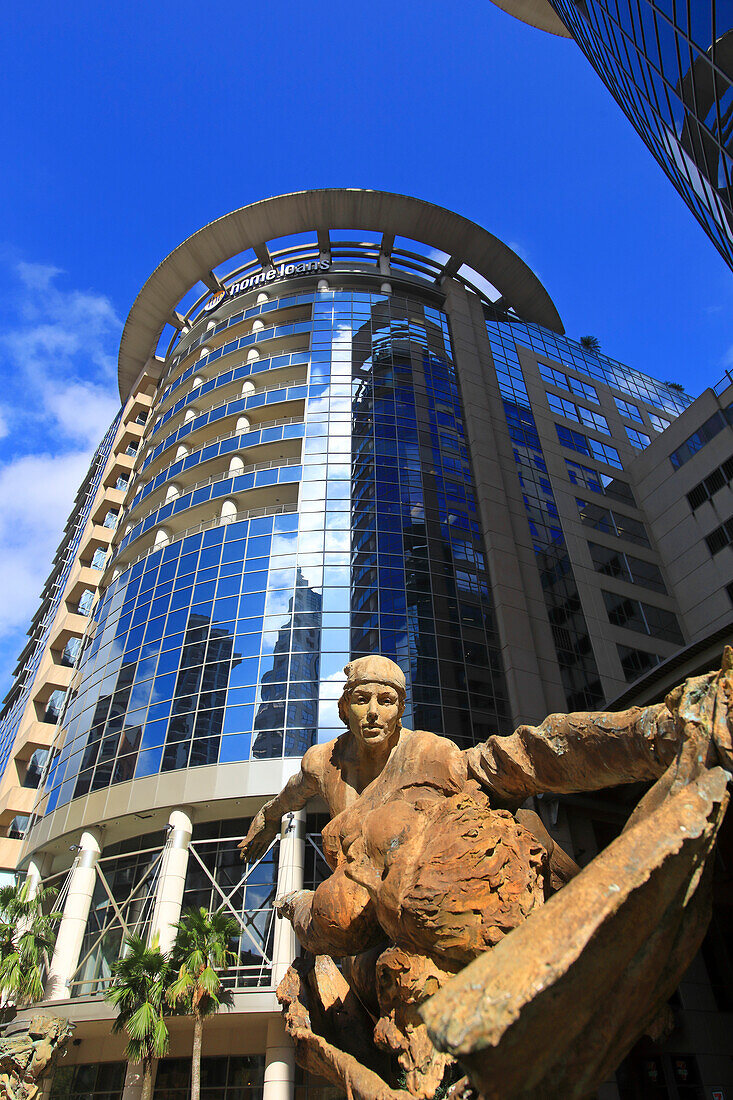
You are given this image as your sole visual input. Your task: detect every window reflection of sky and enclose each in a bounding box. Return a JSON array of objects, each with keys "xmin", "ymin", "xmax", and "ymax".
[{"xmin": 43, "ymin": 289, "xmax": 515, "ymax": 812}]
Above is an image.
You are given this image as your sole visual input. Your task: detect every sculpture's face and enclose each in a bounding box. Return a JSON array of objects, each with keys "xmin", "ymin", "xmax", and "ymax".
[{"xmin": 347, "ymin": 682, "xmax": 401, "ymax": 749}]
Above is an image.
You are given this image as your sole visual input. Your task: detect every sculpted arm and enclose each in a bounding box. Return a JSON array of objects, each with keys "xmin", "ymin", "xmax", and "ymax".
[
  {"xmin": 464, "ymin": 702, "xmax": 681, "ymax": 806},
  {"xmin": 239, "ymin": 746, "xmax": 324, "ymax": 862}
]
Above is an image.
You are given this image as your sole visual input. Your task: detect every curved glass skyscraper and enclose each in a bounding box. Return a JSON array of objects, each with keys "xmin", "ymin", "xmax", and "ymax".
[
  {"xmin": 491, "ymin": 0, "xmax": 733, "ymax": 269},
  {"xmin": 6, "ymin": 189, "xmax": 732, "ymax": 1100}
]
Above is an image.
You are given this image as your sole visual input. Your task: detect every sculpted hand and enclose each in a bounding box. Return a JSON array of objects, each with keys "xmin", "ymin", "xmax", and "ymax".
[
  {"xmin": 239, "ymin": 805, "xmax": 275, "ymax": 863},
  {"xmin": 274, "ymin": 890, "xmax": 306, "ymax": 922},
  {"xmin": 664, "ymin": 646, "xmax": 733, "ymax": 779}
]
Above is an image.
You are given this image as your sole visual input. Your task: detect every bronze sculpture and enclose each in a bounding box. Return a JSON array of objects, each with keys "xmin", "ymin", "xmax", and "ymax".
[
  {"xmin": 0, "ymin": 1017, "xmax": 74, "ymax": 1100},
  {"xmin": 239, "ymin": 652, "xmax": 733, "ymax": 1100}
]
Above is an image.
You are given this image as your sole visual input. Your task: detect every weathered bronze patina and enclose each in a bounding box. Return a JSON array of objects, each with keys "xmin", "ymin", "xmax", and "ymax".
[
  {"xmin": 240, "ymin": 651, "xmax": 733, "ymax": 1100},
  {"xmin": 0, "ymin": 1017, "xmax": 74, "ymax": 1100}
]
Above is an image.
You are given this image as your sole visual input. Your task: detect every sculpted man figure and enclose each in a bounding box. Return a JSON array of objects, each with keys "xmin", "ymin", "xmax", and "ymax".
[{"xmin": 240, "ymin": 653, "xmax": 733, "ymax": 1100}]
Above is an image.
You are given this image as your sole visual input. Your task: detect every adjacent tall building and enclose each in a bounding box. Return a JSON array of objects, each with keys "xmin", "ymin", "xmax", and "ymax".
[
  {"xmin": 491, "ymin": 0, "xmax": 733, "ymax": 269},
  {"xmin": 1, "ymin": 190, "xmax": 732, "ymax": 1100}
]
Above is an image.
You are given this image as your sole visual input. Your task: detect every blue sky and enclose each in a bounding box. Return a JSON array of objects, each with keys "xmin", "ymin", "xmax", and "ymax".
[{"xmin": 0, "ymin": 0, "xmax": 730, "ymax": 692}]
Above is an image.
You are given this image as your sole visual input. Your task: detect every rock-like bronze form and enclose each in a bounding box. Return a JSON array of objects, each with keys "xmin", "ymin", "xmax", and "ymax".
[
  {"xmin": 240, "ymin": 652, "xmax": 733, "ymax": 1100},
  {"xmin": 0, "ymin": 1017, "xmax": 74, "ymax": 1100}
]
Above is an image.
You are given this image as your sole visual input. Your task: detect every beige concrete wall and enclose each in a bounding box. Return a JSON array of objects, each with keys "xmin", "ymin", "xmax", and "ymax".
[{"xmin": 628, "ymin": 383, "xmax": 733, "ymax": 643}]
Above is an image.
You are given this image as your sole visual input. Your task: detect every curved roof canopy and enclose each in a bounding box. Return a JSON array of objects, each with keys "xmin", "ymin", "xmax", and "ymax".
[
  {"xmin": 488, "ymin": 0, "xmax": 570, "ymax": 36},
  {"xmin": 118, "ymin": 188, "xmax": 565, "ymax": 399}
]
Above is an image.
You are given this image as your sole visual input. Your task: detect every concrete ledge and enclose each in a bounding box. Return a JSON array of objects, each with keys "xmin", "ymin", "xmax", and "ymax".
[{"xmin": 118, "ymin": 189, "xmax": 565, "ymax": 399}]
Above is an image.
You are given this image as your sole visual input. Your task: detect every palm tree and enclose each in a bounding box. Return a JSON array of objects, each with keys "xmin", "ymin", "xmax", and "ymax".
[
  {"xmin": 105, "ymin": 934, "xmax": 171, "ymax": 1100},
  {"xmin": 0, "ymin": 880, "xmax": 60, "ymax": 1005},
  {"xmin": 579, "ymin": 335, "xmax": 601, "ymax": 353},
  {"xmin": 167, "ymin": 908, "xmax": 240, "ymax": 1100}
]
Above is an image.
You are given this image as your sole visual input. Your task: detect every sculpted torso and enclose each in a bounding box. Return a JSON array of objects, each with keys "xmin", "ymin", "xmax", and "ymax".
[
  {"xmin": 313, "ymin": 729, "xmax": 469, "ymax": 871},
  {"xmin": 238, "ymin": 653, "xmax": 733, "ymax": 1100}
]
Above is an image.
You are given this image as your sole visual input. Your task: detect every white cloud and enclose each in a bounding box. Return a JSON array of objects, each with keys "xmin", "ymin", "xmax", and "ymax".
[
  {"xmin": 47, "ymin": 379, "xmax": 119, "ymax": 448},
  {"xmin": 0, "ymin": 260, "xmax": 122, "ymax": 689},
  {"xmin": 0, "ymin": 451, "xmax": 91, "ymax": 636}
]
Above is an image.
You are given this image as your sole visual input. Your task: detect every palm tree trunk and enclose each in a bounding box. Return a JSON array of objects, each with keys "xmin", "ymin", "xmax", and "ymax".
[
  {"xmin": 141, "ymin": 1060, "xmax": 154, "ymax": 1100},
  {"xmin": 191, "ymin": 1012, "xmax": 203, "ymax": 1100}
]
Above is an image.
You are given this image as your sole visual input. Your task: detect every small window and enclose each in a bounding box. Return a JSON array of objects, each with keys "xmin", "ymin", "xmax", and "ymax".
[
  {"xmin": 60, "ymin": 636, "xmax": 82, "ymax": 667},
  {"xmin": 102, "ymin": 510, "xmax": 119, "ymax": 530},
  {"xmin": 115, "ymin": 475, "xmax": 129, "ymax": 491},
  {"xmin": 615, "ymin": 397, "xmax": 643, "ymax": 424},
  {"xmin": 90, "ymin": 547, "xmax": 107, "ymax": 570},
  {"xmin": 706, "ymin": 526, "xmax": 729, "ymax": 555},
  {"xmin": 76, "ymin": 588, "xmax": 95, "ymax": 615},
  {"xmin": 23, "ymin": 749, "xmax": 48, "ymax": 789},
  {"xmin": 43, "ymin": 689, "xmax": 66, "ymax": 723},
  {"xmin": 626, "ymin": 427, "xmax": 651, "ymax": 449},
  {"xmin": 687, "ymin": 483, "xmax": 709, "ymax": 511},
  {"xmin": 704, "ymin": 468, "xmax": 726, "ymax": 496},
  {"xmin": 7, "ymin": 816, "xmax": 29, "ymax": 840},
  {"xmin": 617, "ymin": 644, "xmax": 662, "ymax": 682}
]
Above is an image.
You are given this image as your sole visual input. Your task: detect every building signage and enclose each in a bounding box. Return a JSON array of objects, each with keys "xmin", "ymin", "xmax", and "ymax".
[{"xmin": 203, "ymin": 260, "xmax": 331, "ymax": 311}]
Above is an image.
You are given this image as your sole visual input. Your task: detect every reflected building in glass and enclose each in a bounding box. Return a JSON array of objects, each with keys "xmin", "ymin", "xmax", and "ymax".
[
  {"xmin": 3, "ymin": 190, "xmax": 733, "ymax": 1100},
  {"xmin": 491, "ymin": 0, "xmax": 733, "ymax": 268}
]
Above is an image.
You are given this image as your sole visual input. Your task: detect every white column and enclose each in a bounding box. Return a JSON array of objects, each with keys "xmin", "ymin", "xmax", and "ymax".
[
  {"xmin": 271, "ymin": 810, "xmax": 305, "ymax": 987},
  {"xmin": 45, "ymin": 828, "xmax": 103, "ymax": 1001},
  {"xmin": 263, "ymin": 1016, "xmax": 295, "ymax": 1100},
  {"xmin": 24, "ymin": 854, "xmax": 50, "ymax": 899},
  {"xmin": 149, "ymin": 808, "xmax": 193, "ymax": 953},
  {"xmin": 121, "ymin": 1063, "xmax": 145, "ymax": 1100}
]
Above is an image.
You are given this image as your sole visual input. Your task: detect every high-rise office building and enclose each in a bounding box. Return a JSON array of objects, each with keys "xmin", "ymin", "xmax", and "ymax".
[
  {"xmin": 490, "ymin": 0, "xmax": 733, "ymax": 269},
  {"xmin": 2, "ymin": 190, "xmax": 732, "ymax": 1100}
]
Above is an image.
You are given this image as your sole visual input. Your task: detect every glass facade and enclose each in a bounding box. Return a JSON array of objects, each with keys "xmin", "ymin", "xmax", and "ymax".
[
  {"xmin": 40, "ymin": 287, "xmax": 512, "ymax": 814},
  {"xmin": 483, "ymin": 310, "xmax": 689, "ymax": 707},
  {"xmin": 547, "ymin": 0, "xmax": 733, "ymax": 268},
  {"xmin": 154, "ymin": 1056, "xmax": 265, "ymax": 1100},
  {"xmin": 181, "ymin": 817, "xmax": 278, "ymax": 989}
]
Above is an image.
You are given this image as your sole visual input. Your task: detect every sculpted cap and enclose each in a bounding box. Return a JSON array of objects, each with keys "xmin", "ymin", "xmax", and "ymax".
[{"xmin": 342, "ymin": 656, "xmax": 406, "ymax": 697}]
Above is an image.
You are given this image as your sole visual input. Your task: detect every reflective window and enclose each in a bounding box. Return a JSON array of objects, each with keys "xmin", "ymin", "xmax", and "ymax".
[
  {"xmin": 90, "ymin": 547, "xmax": 107, "ymax": 570},
  {"xmin": 588, "ymin": 542, "xmax": 667, "ymax": 593},
  {"xmin": 649, "ymin": 412, "xmax": 670, "ymax": 432},
  {"xmin": 626, "ymin": 426, "xmax": 651, "ymax": 449},
  {"xmin": 550, "ymin": 0, "xmax": 733, "ymax": 269},
  {"xmin": 555, "ymin": 424, "xmax": 623, "ymax": 469},
  {"xmin": 538, "ymin": 361, "xmax": 599, "ymax": 403},
  {"xmin": 50, "ymin": 1062, "xmax": 125, "ymax": 1100},
  {"xmin": 603, "ymin": 590, "xmax": 684, "ymax": 644},
  {"xmin": 486, "ymin": 320, "xmax": 604, "ymax": 709},
  {"xmin": 576, "ymin": 499, "xmax": 651, "ymax": 546},
  {"xmin": 565, "ymin": 459, "xmax": 636, "ymax": 505},
  {"xmin": 617, "ymin": 643, "xmax": 662, "ymax": 682},
  {"xmin": 182, "ymin": 818, "xmax": 277, "ymax": 989},
  {"xmin": 42, "ymin": 291, "xmax": 513, "ymax": 811},
  {"xmin": 154, "ymin": 1056, "xmax": 264, "ymax": 1100},
  {"xmin": 615, "ymin": 397, "xmax": 643, "ymax": 423},
  {"xmin": 23, "ymin": 748, "xmax": 48, "ymax": 788},
  {"xmin": 670, "ymin": 405, "xmax": 733, "ymax": 468},
  {"xmin": 7, "ymin": 815, "xmax": 28, "ymax": 839},
  {"xmin": 547, "ymin": 393, "xmax": 610, "ymax": 435}
]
